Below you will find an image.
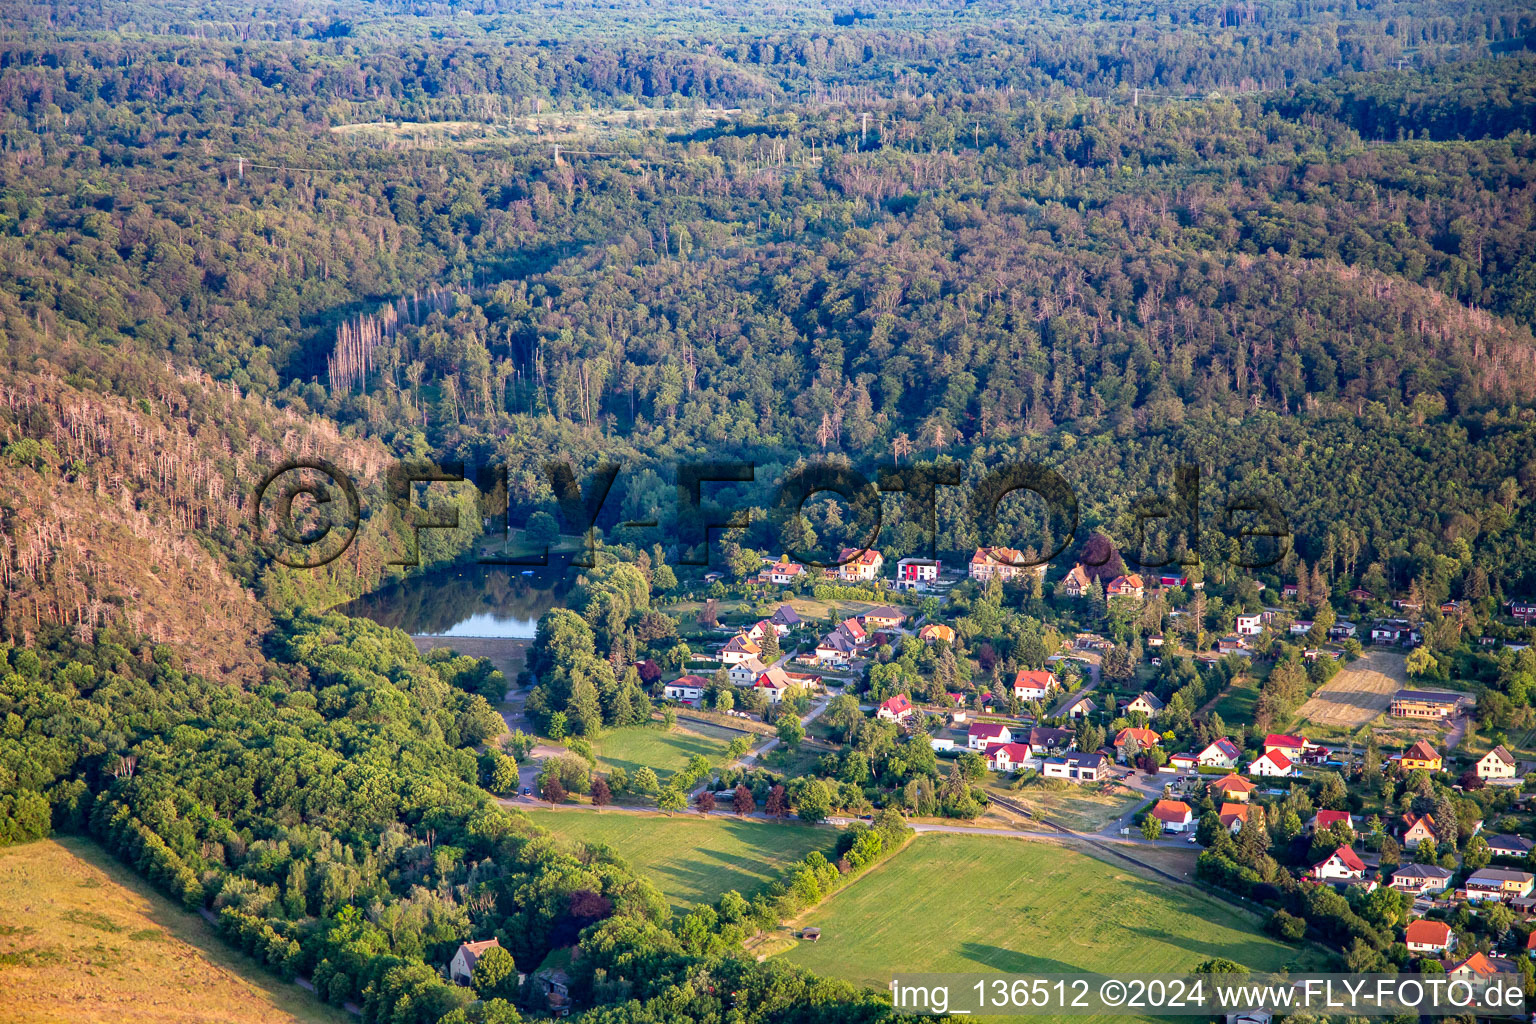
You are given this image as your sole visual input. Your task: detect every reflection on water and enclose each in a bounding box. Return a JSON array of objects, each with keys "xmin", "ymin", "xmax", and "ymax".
[{"xmin": 337, "ymin": 555, "xmax": 575, "ymax": 638}]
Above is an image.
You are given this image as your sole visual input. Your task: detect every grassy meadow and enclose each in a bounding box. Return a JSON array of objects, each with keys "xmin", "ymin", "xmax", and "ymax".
[
  {"xmin": 521, "ymin": 809, "xmax": 836, "ymax": 914},
  {"xmin": 0, "ymin": 838, "xmax": 347, "ymax": 1024}
]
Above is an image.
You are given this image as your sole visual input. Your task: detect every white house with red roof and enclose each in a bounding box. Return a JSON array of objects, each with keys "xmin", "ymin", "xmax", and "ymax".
[
  {"xmin": 755, "ymin": 665, "xmax": 794, "ymax": 704},
  {"xmin": 987, "ymin": 742, "xmax": 1032, "ymax": 772},
  {"xmin": 1248, "ymin": 749, "xmax": 1296, "ymax": 777},
  {"xmin": 764, "ymin": 556, "xmax": 805, "ymax": 585},
  {"xmin": 663, "ymin": 675, "xmax": 708, "ymax": 703},
  {"xmin": 1012, "ymin": 669, "xmax": 1058, "ymax": 702},
  {"xmin": 967, "ymin": 722, "xmax": 1014, "ymax": 751},
  {"xmin": 1149, "ymin": 799, "xmax": 1193, "ymax": 832},
  {"xmin": 1311, "ymin": 845, "xmax": 1366, "ymax": 881},
  {"xmin": 877, "ymin": 693, "xmax": 914, "ymax": 724},
  {"xmin": 1405, "ymin": 920, "xmax": 1454, "ymax": 954},
  {"xmin": 1197, "ymin": 738, "xmax": 1241, "ymax": 769},
  {"xmin": 1263, "ymin": 734, "xmax": 1311, "ymax": 761},
  {"xmin": 1106, "ymin": 574, "xmax": 1145, "ymax": 599}
]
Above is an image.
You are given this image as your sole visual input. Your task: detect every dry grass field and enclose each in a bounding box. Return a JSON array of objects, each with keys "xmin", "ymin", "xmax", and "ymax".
[
  {"xmin": 1296, "ymin": 650, "xmax": 1406, "ymax": 729},
  {"xmin": 0, "ymin": 839, "xmax": 346, "ymax": 1024}
]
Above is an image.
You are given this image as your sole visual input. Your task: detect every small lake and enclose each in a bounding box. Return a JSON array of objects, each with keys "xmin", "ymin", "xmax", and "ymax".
[{"xmin": 337, "ymin": 555, "xmax": 577, "ymax": 638}]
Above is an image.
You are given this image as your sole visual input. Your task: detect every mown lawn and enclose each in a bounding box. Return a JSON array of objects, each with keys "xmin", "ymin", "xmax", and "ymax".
[
  {"xmin": 592, "ymin": 725, "xmax": 732, "ymax": 781},
  {"xmin": 522, "ymin": 810, "xmax": 836, "ymax": 915},
  {"xmin": 0, "ymin": 838, "xmax": 349, "ymax": 1024},
  {"xmin": 777, "ymin": 834, "xmax": 1322, "ymax": 991}
]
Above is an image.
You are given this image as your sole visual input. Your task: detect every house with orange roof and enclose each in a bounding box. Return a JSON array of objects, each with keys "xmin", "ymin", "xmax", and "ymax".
[
  {"xmin": 1114, "ymin": 726, "xmax": 1161, "ymax": 762},
  {"xmin": 836, "ymin": 547, "xmax": 883, "ymax": 582},
  {"xmin": 1405, "ymin": 919, "xmax": 1454, "ymax": 954},
  {"xmin": 1106, "ymin": 574, "xmax": 1145, "ymax": 600},
  {"xmin": 1149, "ymin": 799, "xmax": 1193, "ymax": 832},
  {"xmin": 1219, "ymin": 802, "xmax": 1249, "ymax": 833},
  {"xmin": 969, "ymin": 546, "xmax": 1046, "ymax": 583},
  {"xmin": 1400, "ymin": 813, "xmax": 1438, "ymax": 846},
  {"xmin": 1060, "ymin": 563, "xmax": 1093, "ymax": 597},
  {"xmin": 719, "ymin": 633, "xmax": 762, "ymax": 665},
  {"xmin": 918, "ymin": 623, "xmax": 956, "ymax": 645},
  {"xmin": 1208, "ymin": 774, "xmax": 1256, "ymax": 802}
]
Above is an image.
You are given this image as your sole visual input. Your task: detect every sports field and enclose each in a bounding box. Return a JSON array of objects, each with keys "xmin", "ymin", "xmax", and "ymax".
[
  {"xmin": 592, "ymin": 724, "xmax": 734, "ymax": 780},
  {"xmin": 0, "ymin": 838, "xmax": 346, "ymax": 1024},
  {"xmin": 1297, "ymin": 650, "xmax": 1405, "ymax": 728},
  {"xmin": 522, "ymin": 810, "xmax": 836, "ymax": 914},
  {"xmin": 777, "ymin": 834, "xmax": 1320, "ymax": 989}
]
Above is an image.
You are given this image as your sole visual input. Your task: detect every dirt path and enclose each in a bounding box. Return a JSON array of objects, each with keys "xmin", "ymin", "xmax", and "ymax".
[{"xmin": 1296, "ymin": 649, "xmax": 1405, "ymax": 729}]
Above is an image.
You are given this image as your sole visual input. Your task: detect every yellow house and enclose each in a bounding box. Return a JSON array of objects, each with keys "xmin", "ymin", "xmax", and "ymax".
[{"xmin": 1401, "ymin": 739, "xmax": 1442, "ymax": 772}]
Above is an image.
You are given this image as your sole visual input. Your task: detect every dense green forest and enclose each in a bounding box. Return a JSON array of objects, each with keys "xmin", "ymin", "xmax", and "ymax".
[{"xmin": 5, "ymin": 0, "xmax": 1536, "ymax": 1019}]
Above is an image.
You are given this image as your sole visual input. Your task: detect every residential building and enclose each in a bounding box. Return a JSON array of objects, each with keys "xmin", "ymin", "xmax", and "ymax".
[
  {"xmin": 1106, "ymin": 573, "xmax": 1145, "ymax": 600},
  {"xmin": 918, "ymin": 623, "xmax": 957, "ymax": 644},
  {"xmin": 836, "ymin": 547, "xmax": 883, "ymax": 582},
  {"xmin": 1217, "ymin": 635, "xmax": 1247, "ymax": 654},
  {"xmin": 969, "ymin": 546, "xmax": 1045, "ymax": 583},
  {"xmin": 1400, "ymin": 813, "xmax": 1438, "ymax": 846},
  {"xmin": 1371, "ymin": 620, "xmax": 1411, "ymax": 644},
  {"xmin": 1126, "ymin": 691, "xmax": 1165, "ymax": 718},
  {"xmin": 1289, "ymin": 620, "xmax": 1314, "ymax": 635},
  {"xmin": 1208, "ymin": 774, "xmax": 1256, "ymax": 802},
  {"xmin": 1150, "ymin": 799, "xmax": 1194, "ymax": 832},
  {"xmin": 1307, "ymin": 810, "xmax": 1356, "ymax": 834},
  {"xmin": 1219, "ymin": 802, "xmax": 1249, "ymax": 833},
  {"xmin": 764, "ymin": 557, "xmax": 805, "ymax": 585},
  {"xmin": 1391, "ymin": 689, "xmax": 1470, "ymax": 720},
  {"xmin": 719, "ymin": 634, "xmax": 761, "ymax": 665},
  {"xmin": 728, "ymin": 657, "xmax": 767, "ymax": 687},
  {"xmin": 1197, "ymin": 738, "xmax": 1242, "ymax": 770},
  {"xmin": 1041, "ymin": 751, "xmax": 1106, "ymax": 782},
  {"xmin": 1401, "ymin": 740, "xmax": 1443, "ymax": 772},
  {"xmin": 1465, "ymin": 868, "xmax": 1535, "ymax": 901},
  {"xmin": 987, "ymin": 742, "xmax": 1032, "ymax": 772},
  {"xmin": 1114, "ymin": 726, "xmax": 1161, "ymax": 762},
  {"xmin": 813, "ymin": 631, "xmax": 856, "ymax": 666},
  {"xmin": 662, "ymin": 675, "xmax": 708, "ymax": 703},
  {"xmin": 1390, "ymin": 863, "xmax": 1454, "ymax": 895},
  {"xmin": 1478, "ymin": 745, "xmax": 1518, "ymax": 781},
  {"xmin": 1263, "ymin": 734, "xmax": 1312, "ymax": 762},
  {"xmin": 968, "ymin": 722, "xmax": 1014, "ymax": 751},
  {"xmin": 1348, "ymin": 588, "xmax": 1374, "ymax": 602},
  {"xmin": 1405, "ymin": 920, "xmax": 1454, "ymax": 954},
  {"xmin": 1311, "ymin": 846, "xmax": 1366, "ymax": 881},
  {"xmin": 1236, "ymin": 614, "xmax": 1263, "ymax": 637},
  {"xmin": 450, "ymin": 939, "xmax": 503, "ymax": 986},
  {"xmin": 1012, "ymin": 669, "xmax": 1058, "ymax": 702},
  {"xmin": 1061, "ymin": 564, "xmax": 1093, "ymax": 597},
  {"xmin": 1062, "ymin": 693, "xmax": 1098, "ymax": 719},
  {"xmin": 770, "ymin": 604, "xmax": 803, "ymax": 631},
  {"xmin": 838, "ymin": 617, "xmax": 868, "ymax": 646},
  {"xmin": 1282, "ymin": 582, "xmax": 1299, "ymax": 599},
  {"xmin": 1169, "ymin": 752, "xmax": 1199, "ymax": 770},
  {"xmin": 895, "ymin": 557, "xmax": 941, "ymax": 586},
  {"xmin": 1027, "ymin": 726, "xmax": 1074, "ymax": 755},
  {"xmin": 746, "ymin": 619, "xmax": 777, "ymax": 642},
  {"xmin": 1329, "ymin": 620, "xmax": 1357, "ymax": 639},
  {"xmin": 755, "ymin": 665, "xmax": 794, "ymax": 703},
  {"xmin": 1487, "ymin": 835, "xmax": 1535, "ymax": 859},
  {"xmin": 1247, "ymin": 750, "xmax": 1295, "ymax": 777},
  {"xmin": 1510, "ymin": 599, "xmax": 1536, "ymax": 620},
  {"xmin": 1448, "ymin": 952, "xmax": 1507, "ymax": 979},
  {"xmin": 877, "ymin": 694, "xmax": 914, "ymax": 724},
  {"xmin": 861, "ymin": 606, "xmax": 906, "ymax": 630}
]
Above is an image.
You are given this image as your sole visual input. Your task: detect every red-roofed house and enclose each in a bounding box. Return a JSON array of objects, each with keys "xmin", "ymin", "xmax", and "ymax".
[
  {"xmin": 1405, "ymin": 920, "xmax": 1454, "ymax": 954},
  {"xmin": 836, "ymin": 547, "xmax": 883, "ymax": 582},
  {"xmin": 1263, "ymin": 734, "xmax": 1310, "ymax": 761},
  {"xmin": 1311, "ymin": 845, "xmax": 1366, "ymax": 881},
  {"xmin": 967, "ymin": 722, "xmax": 1014, "ymax": 750},
  {"xmin": 1106, "ymin": 574, "xmax": 1146, "ymax": 600},
  {"xmin": 878, "ymin": 694, "xmax": 914, "ymax": 724},
  {"xmin": 1013, "ymin": 669, "xmax": 1058, "ymax": 702},
  {"xmin": 1114, "ymin": 727, "xmax": 1161, "ymax": 762},
  {"xmin": 1197, "ymin": 738, "xmax": 1241, "ymax": 769},
  {"xmin": 1308, "ymin": 810, "xmax": 1357, "ymax": 834},
  {"xmin": 1248, "ymin": 749, "xmax": 1295, "ymax": 777},
  {"xmin": 1448, "ymin": 952, "xmax": 1502, "ymax": 978},
  {"xmin": 969, "ymin": 547, "xmax": 1046, "ymax": 583},
  {"xmin": 1401, "ymin": 813, "xmax": 1438, "ymax": 846},
  {"xmin": 1150, "ymin": 800, "xmax": 1193, "ymax": 832},
  {"xmin": 987, "ymin": 742, "xmax": 1033, "ymax": 772}
]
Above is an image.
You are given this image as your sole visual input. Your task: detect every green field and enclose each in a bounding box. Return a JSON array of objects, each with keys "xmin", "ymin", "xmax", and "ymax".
[
  {"xmin": 1211, "ymin": 675, "xmax": 1261, "ymax": 723},
  {"xmin": 593, "ymin": 724, "xmax": 733, "ymax": 781},
  {"xmin": 778, "ymin": 834, "xmax": 1320, "ymax": 989},
  {"xmin": 522, "ymin": 810, "xmax": 836, "ymax": 914}
]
